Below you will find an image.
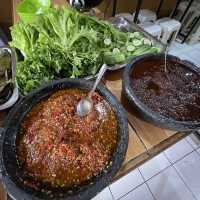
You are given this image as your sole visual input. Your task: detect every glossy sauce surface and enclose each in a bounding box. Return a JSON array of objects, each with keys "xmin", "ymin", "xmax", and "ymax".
[
  {"xmin": 17, "ymin": 89, "xmax": 117, "ymax": 188},
  {"xmin": 130, "ymin": 59, "xmax": 200, "ymax": 121}
]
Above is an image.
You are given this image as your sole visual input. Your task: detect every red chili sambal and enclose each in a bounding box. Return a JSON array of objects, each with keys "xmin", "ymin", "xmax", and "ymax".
[{"xmin": 17, "ymin": 89, "xmax": 118, "ymax": 188}]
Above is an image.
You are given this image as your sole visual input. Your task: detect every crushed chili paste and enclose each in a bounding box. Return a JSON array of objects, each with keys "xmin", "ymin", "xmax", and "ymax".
[{"xmin": 17, "ymin": 89, "xmax": 117, "ymax": 188}]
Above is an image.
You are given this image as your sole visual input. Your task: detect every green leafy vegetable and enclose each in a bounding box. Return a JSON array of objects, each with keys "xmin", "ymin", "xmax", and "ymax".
[
  {"xmin": 10, "ymin": 22, "xmax": 38, "ymax": 58},
  {"xmin": 10, "ymin": 5, "xmax": 160, "ymax": 95},
  {"xmin": 17, "ymin": 0, "xmax": 51, "ymax": 23}
]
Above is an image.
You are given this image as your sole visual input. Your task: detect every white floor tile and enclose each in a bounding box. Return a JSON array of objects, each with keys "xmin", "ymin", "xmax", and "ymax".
[
  {"xmin": 169, "ymin": 51, "xmax": 182, "ymax": 58},
  {"xmin": 185, "ymin": 57, "xmax": 200, "ymax": 67},
  {"xmin": 174, "ymin": 151, "xmax": 200, "ymax": 200},
  {"xmin": 120, "ymin": 184, "xmax": 154, "ymax": 200},
  {"xmin": 185, "ymin": 50, "xmax": 200, "ymax": 61},
  {"xmin": 186, "ymin": 133, "xmax": 200, "ymax": 150},
  {"xmin": 196, "ymin": 148, "xmax": 200, "ymax": 155},
  {"xmin": 147, "ymin": 166, "xmax": 195, "ymax": 200},
  {"xmin": 156, "ymin": 42, "xmax": 200, "ymax": 67},
  {"xmin": 179, "ymin": 54, "xmax": 196, "ymax": 62},
  {"xmin": 190, "ymin": 60, "xmax": 200, "ymax": 68},
  {"xmin": 139, "ymin": 153, "xmax": 170, "ymax": 181},
  {"xmin": 169, "ymin": 42, "xmax": 200, "ymax": 66},
  {"xmin": 92, "ymin": 187, "xmax": 113, "ymax": 200},
  {"xmin": 110, "ymin": 169, "xmax": 144, "ymax": 200},
  {"xmin": 177, "ymin": 48, "xmax": 200, "ymax": 67},
  {"xmin": 164, "ymin": 139, "xmax": 194, "ymax": 163},
  {"xmin": 173, "ymin": 53, "xmax": 194, "ymax": 63},
  {"xmin": 170, "ymin": 41, "xmax": 188, "ymax": 50},
  {"xmin": 191, "ymin": 43, "xmax": 200, "ymax": 50},
  {"xmin": 193, "ymin": 44, "xmax": 200, "ymax": 52}
]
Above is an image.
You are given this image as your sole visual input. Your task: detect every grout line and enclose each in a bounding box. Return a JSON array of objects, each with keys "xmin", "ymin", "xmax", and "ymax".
[
  {"xmin": 163, "ymin": 151, "xmax": 172, "ymax": 164},
  {"xmin": 108, "ymin": 186, "xmax": 115, "ymax": 200},
  {"xmin": 113, "ymin": 148, "xmax": 200, "ymax": 200},
  {"xmin": 138, "ymin": 168, "xmax": 157, "ymax": 200},
  {"xmin": 113, "ymin": 164, "xmax": 171, "ymax": 200},
  {"xmin": 195, "ymin": 148, "xmax": 200, "ymax": 156},
  {"xmin": 185, "ymin": 136, "xmax": 196, "ymax": 150},
  {"xmin": 138, "ymin": 167, "xmax": 146, "ymax": 182},
  {"xmin": 172, "ymin": 165, "xmax": 198, "ymax": 200},
  {"xmin": 163, "ymin": 148, "xmax": 196, "ymax": 165},
  {"xmin": 184, "ymin": 137, "xmax": 198, "ymax": 150},
  {"xmin": 144, "ymin": 182, "xmax": 157, "ymax": 200},
  {"xmin": 116, "ymin": 182, "xmax": 145, "ymax": 200},
  {"xmin": 164, "ymin": 149, "xmax": 198, "ymax": 200},
  {"xmin": 138, "ymin": 164, "xmax": 172, "ymax": 183},
  {"xmin": 114, "ymin": 167, "xmax": 165, "ymax": 200},
  {"xmin": 112, "ymin": 138, "xmax": 200, "ymax": 200},
  {"xmin": 185, "ymin": 133, "xmax": 200, "ymax": 150}
]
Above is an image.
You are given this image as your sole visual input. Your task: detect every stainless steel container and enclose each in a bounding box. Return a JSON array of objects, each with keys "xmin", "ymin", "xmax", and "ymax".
[
  {"xmin": 109, "ymin": 16, "xmax": 166, "ymax": 52},
  {"xmin": 0, "ymin": 47, "xmax": 18, "ymax": 110}
]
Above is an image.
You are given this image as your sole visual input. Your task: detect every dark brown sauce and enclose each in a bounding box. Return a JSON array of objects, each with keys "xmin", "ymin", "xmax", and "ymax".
[
  {"xmin": 130, "ymin": 59, "xmax": 200, "ymax": 121},
  {"xmin": 17, "ymin": 89, "xmax": 117, "ymax": 189}
]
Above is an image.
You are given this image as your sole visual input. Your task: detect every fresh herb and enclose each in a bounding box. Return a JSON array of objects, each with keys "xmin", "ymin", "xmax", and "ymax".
[
  {"xmin": 10, "ymin": 4, "xmax": 160, "ymax": 95},
  {"xmin": 16, "ymin": 0, "xmax": 51, "ymax": 23}
]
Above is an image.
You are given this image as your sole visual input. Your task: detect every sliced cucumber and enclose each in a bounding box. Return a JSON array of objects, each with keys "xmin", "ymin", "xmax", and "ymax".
[
  {"xmin": 129, "ymin": 31, "xmax": 143, "ymax": 39},
  {"xmin": 127, "ymin": 45, "xmax": 136, "ymax": 52},
  {"xmin": 129, "ymin": 33, "xmax": 135, "ymax": 39},
  {"xmin": 132, "ymin": 39, "xmax": 142, "ymax": 46},
  {"xmin": 113, "ymin": 48, "xmax": 120, "ymax": 53},
  {"xmin": 104, "ymin": 38, "xmax": 112, "ymax": 46},
  {"xmin": 133, "ymin": 32, "xmax": 140, "ymax": 38},
  {"xmin": 143, "ymin": 38, "xmax": 152, "ymax": 46}
]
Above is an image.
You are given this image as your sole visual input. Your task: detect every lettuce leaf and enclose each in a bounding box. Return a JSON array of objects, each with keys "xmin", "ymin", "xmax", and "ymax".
[
  {"xmin": 10, "ymin": 22, "xmax": 38, "ymax": 58},
  {"xmin": 10, "ymin": 6, "xmax": 160, "ymax": 95},
  {"xmin": 16, "ymin": 0, "xmax": 51, "ymax": 23}
]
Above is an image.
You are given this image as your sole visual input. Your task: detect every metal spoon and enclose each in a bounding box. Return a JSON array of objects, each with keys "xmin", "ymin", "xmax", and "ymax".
[{"xmin": 76, "ymin": 64, "xmax": 108, "ymax": 117}]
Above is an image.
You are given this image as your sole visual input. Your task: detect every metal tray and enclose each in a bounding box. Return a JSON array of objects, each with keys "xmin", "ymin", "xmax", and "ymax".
[
  {"xmin": 105, "ymin": 17, "xmax": 166, "ymax": 71},
  {"xmin": 109, "ymin": 17, "xmax": 166, "ymax": 53}
]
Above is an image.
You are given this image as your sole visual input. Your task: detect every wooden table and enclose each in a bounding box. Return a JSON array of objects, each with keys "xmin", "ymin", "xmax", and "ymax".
[{"xmin": 0, "ymin": 69, "xmax": 191, "ymax": 200}]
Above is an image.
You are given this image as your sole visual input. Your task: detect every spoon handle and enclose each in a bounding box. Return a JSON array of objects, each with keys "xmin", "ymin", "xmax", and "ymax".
[{"xmin": 88, "ymin": 64, "xmax": 108, "ymax": 98}]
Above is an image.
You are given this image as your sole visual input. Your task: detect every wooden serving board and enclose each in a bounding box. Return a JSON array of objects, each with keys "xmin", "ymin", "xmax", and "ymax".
[{"xmin": 0, "ymin": 69, "xmax": 190, "ymax": 200}]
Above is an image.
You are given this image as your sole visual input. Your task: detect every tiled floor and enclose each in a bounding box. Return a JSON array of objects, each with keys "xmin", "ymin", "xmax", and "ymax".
[
  {"xmin": 92, "ymin": 42, "xmax": 200, "ymax": 200},
  {"xmin": 109, "ymin": 169, "xmax": 144, "ymax": 200},
  {"xmin": 169, "ymin": 42, "xmax": 200, "ymax": 67},
  {"xmin": 93, "ymin": 134, "xmax": 200, "ymax": 200},
  {"xmin": 164, "ymin": 139, "xmax": 194, "ymax": 163},
  {"xmin": 138, "ymin": 153, "xmax": 170, "ymax": 181}
]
